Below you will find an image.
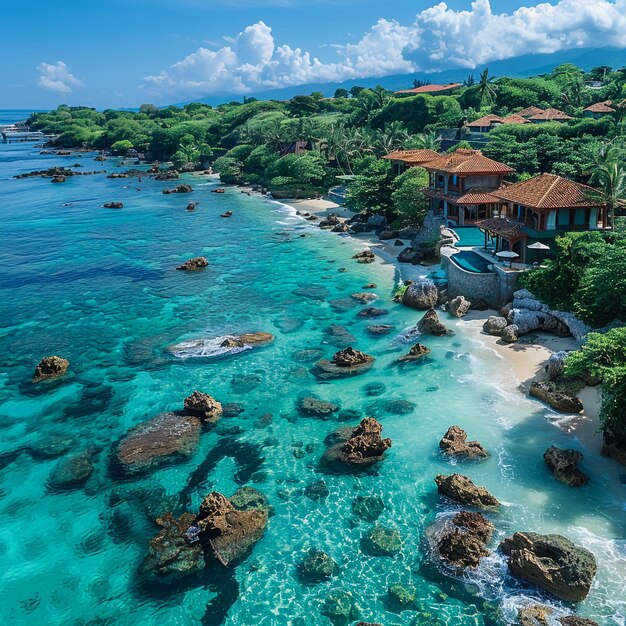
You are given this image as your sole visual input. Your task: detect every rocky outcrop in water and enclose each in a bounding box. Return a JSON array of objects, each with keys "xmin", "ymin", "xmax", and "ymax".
[
  {"xmin": 366, "ymin": 324, "xmax": 395, "ymax": 336},
  {"xmin": 358, "ymin": 306, "xmax": 388, "ymax": 318},
  {"xmin": 176, "ymin": 256, "xmax": 208, "ymax": 271},
  {"xmin": 439, "ymin": 426, "xmax": 488, "ymax": 459},
  {"xmin": 186, "ymin": 201, "xmax": 198, "ymax": 212},
  {"xmin": 324, "ymin": 417, "xmax": 391, "ymax": 470},
  {"xmin": 351, "ymin": 292, "xmax": 379, "ymax": 304},
  {"xmin": 352, "ymin": 250, "xmax": 375, "ymax": 263},
  {"xmin": 417, "ymin": 309, "xmax": 449, "ymax": 336},
  {"xmin": 103, "ymin": 202, "xmax": 123, "ymax": 209},
  {"xmin": 529, "ymin": 381, "xmax": 583, "ymax": 413},
  {"xmin": 142, "ymin": 489, "xmax": 268, "ymax": 580},
  {"xmin": 314, "ymin": 347, "xmax": 375, "ymax": 379},
  {"xmin": 184, "ymin": 391, "xmax": 223, "ymax": 423},
  {"xmin": 436, "ymin": 511, "xmax": 494, "ymax": 568},
  {"xmin": 559, "ymin": 617, "xmax": 600, "ymax": 626},
  {"xmin": 155, "ymin": 170, "xmax": 179, "ymax": 180},
  {"xmin": 362, "ymin": 525, "xmax": 402, "ymax": 556},
  {"xmin": 319, "ymin": 213, "xmax": 341, "ymax": 229},
  {"xmin": 544, "ymin": 446, "xmax": 589, "ymax": 486},
  {"xmin": 116, "ymin": 412, "xmax": 201, "ymax": 474},
  {"xmin": 435, "ymin": 474, "xmax": 500, "ymax": 508},
  {"xmin": 167, "ymin": 332, "xmax": 274, "ymax": 359},
  {"xmin": 518, "ymin": 605, "xmax": 552, "ymax": 626},
  {"xmin": 397, "ymin": 343, "xmax": 430, "ymax": 363},
  {"xmin": 500, "ymin": 532, "xmax": 597, "ymax": 602},
  {"xmin": 49, "ymin": 447, "xmax": 98, "ymax": 488},
  {"xmin": 163, "ymin": 184, "xmax": 193, "ymax": 194},
  {"xmin": 33, "ymin": 355, "xmax": 69, "ymax": 382},
  {"xmin": 401, "ymin": 279, "xmax": 438, "ymax": 310},
  {"xmin": 297, "ymin": 549, "xmax": 338, "ymax": 583},
  {"xmin": 297, "ymin": 396, "xmax": 339, "ymax": 418}
]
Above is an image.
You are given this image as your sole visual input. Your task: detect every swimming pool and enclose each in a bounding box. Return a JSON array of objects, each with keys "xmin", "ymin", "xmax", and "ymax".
[
  {"xmin": 453, "ymin": 227, "xmax": 485, "ymax": 247},
  {"xmin": 449, "ymin": 250, "xmax": 495, "ymax": 273}
]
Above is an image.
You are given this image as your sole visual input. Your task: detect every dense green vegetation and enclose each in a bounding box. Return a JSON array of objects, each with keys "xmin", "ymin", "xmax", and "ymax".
[
  {"xmin": 565, "ymin": 328, "xmax": 626, "ymax": 435},
  {"xmin": 27, "ymin": 63, "xmax": 626, "ymax": 226}
]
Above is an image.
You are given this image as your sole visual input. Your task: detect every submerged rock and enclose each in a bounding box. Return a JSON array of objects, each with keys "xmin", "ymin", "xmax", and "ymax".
[
  {"xmin": 298, "ymin": 396, "xmax": 339, "ymax": 418},
  {"xmin": 417, "ymin": 309, "xmax": 449, "ymax": 336},
  {"xmin": 436, "ymin": 511, "xmax": 494, "ymax": 568},
  {"xmin": 351, "ymin": 292, "xmax": 379, "ymax": 303},
  {"xmin": 176, "ymin": 256, "xmax": 208, "ymax": 271},
  {"xmin": 362, "ymin": 525, "xmax": 402, "ymax": 556},
  {"xmin": 315, "ymin": 348, "xmax": 374, "ymax": 380},
  {"xmin": 323, "ymin": 417, "xmax": 391, "ymax": 470},
  {"xmin": 387, "ymin": 583, "xmax": 416, "ymax": 609},
  {"xmin": 324, "ymin": 325, "xmax": 356, "ymax": 348},
  {"xmin": 500, "ymin": 532, "xmax": 597, "ymax": 603},
  {"xmin": 397, "ymin": 343, "xmax": 430, "ymax": 363},
  {"xmin": 352, "ymin": 250, "xmax": 375, "ymax": 264},
  {"xmin": 366, "ymin": 324, "xmax": 395, "ymax": 336},
  {"xmin": 184, "ymin": 391, "xmax": 223, "ymax": 423},
  {"xmin": 439, "ymin": 426, "xmax": 488, "ymax": 459},
  {"xmin": 518, "ymin": 605, "xmax": 553, "ymax": 626},
  {"xmin": 116, "ymin": 412, "xmax": 201, "ymax": 474},
  {"xmin": 402, "ymin": 279, "xmax": 438, "ymax": 310},
  {"xmin": 447, "ymin": 295, "xmax": 471, "ymax": 318},
  {"xmin": 33, "ymin": 356, "xmax": 69, "ymax": 383},
  {"xmin": 322, "ymin": 590, "xmax": 354, "ymax": 623},
  {"xmin": 529, "ymin": 381, "xmax": 583, "ymax": 413},
  {"xmin": 304, "ymin": 480, "xmax": 330, "ymax": 501},
  {"xmin": 298, "ymin": 549, "xmax": 338, "ymax": 583},
  {"xmin": 352, "ymin": 495, "xmax": 385, "ymax": 521},
  {"xmin": 543, "ymin": 446, "xmax": 589, "ymax": 486},
  {"xmin": 358, "ymin": 307, "xmax": 388, "ymax": 318},
  {"xmin": 28, "ymin": 435, "xmax": 75, "ymax": 459},
  {"xmin": 49, "ymin": 448, "xmax": 97, "ymax": 488},
  {"xmin": 435, "ymin": 474, "xmax": 500, "ymax": 508}
]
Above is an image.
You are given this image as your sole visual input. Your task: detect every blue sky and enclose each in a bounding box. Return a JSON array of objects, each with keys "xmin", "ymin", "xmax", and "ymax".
[{"xmin": 2, "ymin": 0, "xmax": 626, "ymax": 109}]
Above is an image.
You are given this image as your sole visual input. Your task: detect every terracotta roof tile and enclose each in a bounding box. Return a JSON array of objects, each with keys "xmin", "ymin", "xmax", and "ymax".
[
  {"xmin": 466, "ymin": 114, "xmax": 503, "ymax": 128},
  {"xmin": 529, "ymin": 108, "xmax": 573, "ymax": 121},
  {"xmin": 499, "ymin": 114, "xmax": 530, "ymax": 125},
  {"xmin": 394, "ymin": 83, "xmax": 462, "ymax": 95},
  {"xmin": 584, "ymin": 100, "xmax": 615, "ymax": 114},
  {"xmin": 382, "ymin": 149, "xmax": 440, "ymax": 164},
  {"xmin": 456, "ymin": 188, "xmax": 501, "ymax": 204},
  {"xmin": 517, "ymin": 106, "xmax": 545, "ymax": 117},
  {"xmin": 422, "ymin": 148, "xmax": 515, "ymax": 175},
  {"xmin": 492, "ymin": 173, "xmax": 606, "ymax": 210},
  {"xmin": 476, "ymin": 217, "xmax": 527, "ymax": 240}
]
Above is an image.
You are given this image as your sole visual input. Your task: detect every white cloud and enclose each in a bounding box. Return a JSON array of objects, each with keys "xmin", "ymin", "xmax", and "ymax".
[
  {"xmin": 143, "ymin": 0, "xmax": 626, "ymax": 97},
  {"xmin": 37, "ymin": 61, "xmax": 84, "ymax": 93}
]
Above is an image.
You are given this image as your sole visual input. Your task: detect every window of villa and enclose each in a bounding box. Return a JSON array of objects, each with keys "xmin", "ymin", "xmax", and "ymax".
[{"xmin": 557, "ymin": 208, "xmax": 570, "ymax": 226}]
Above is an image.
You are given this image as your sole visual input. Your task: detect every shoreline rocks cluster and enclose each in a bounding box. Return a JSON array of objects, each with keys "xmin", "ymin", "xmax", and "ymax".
[{"xmin": 323, "ymin": 417, "xmax": 391, "ymax": 470}]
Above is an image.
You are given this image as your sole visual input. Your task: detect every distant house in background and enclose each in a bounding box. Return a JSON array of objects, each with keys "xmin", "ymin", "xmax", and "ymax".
[
  {"xmin": 382, "ymin": 149, "xmax": 440, "ymax": 174},
  {"xmin": 280, "ymin": 141, "xmax": 311, "ymax": 156},
  {"xmin": 584, "ymin": 80, "xmax": 606, "ymax": 90},
  {"xmin": 498, "ymin": 114, "xmax": 530, "ymax": 125},
  {"xmin": 583, "ymin": 100, "xmax": 616, "ymax": 119},
  {"xmin": 528, "ymin": 108, "xmax": 573, "ymax": 123},
  {"xmin": 422, "ymin": 148, "xmax": 515, "ymax": 225},
  {"xmin": 464, "ymin": 113, "xmax": 529, "ymax": 136},
  {"xmin": 394, "ymin": 83, "xmax": 462, "ymax": 96},
  {"xmin": 478, "ymin": 173, "xmax": 608, "ymax": 262},
  {"xmin": 517, "ymin": 106, "xmax": 545, "ymax": 118}
]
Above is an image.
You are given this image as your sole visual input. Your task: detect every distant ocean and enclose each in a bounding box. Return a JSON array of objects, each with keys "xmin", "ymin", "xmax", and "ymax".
[{"xmin": 0, "ymin": 109, "xmax": 43, "ymax": 126}]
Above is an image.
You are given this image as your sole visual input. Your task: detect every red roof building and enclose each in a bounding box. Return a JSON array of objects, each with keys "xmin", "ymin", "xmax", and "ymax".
[
  {"xmin": 583, "ymin": 100, "xmax": 616, "ymax": 119},
  {"xmin": 517, "ymin": 106, "xmax": 545, "ymax": 118},
  {"xmin": 529, "ymin": 108, "xmax": 573, "ymax": 122},
  {"xmin": 394, "ymin": 83, "xmax": 462, "ymax": 95}
]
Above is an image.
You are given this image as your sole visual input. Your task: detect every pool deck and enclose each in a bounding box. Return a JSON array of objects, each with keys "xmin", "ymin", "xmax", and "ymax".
[{"xmin": 454, "ymin": 245, "xmax": 529, "ymax": 273}]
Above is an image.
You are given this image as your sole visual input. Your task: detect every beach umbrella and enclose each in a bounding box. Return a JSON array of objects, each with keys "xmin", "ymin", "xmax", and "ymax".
[
  {"xmin": 496, "ymin": 250, "xmax": 519, "ymax": 267},
  {"xmin": 527, "ymin": 242, "xmax": 550, "ymax": 250}
]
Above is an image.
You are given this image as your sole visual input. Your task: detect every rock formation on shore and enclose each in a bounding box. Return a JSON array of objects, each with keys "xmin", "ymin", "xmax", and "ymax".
[
  {"xmin": 142, "ymin": 489, "xmax": 268, "ymax": 580},
  {"xmin": 529, "ymin": 381, "xmax": 583, "ymax": 413},
  {"xmin": 602, "ymin": 429, "xmax": 626, "ymax": 466},
  {"xmin": 435, "ymin": 511, "xmax": 494, "ymax": 568},
  {"xmin": 314, "ymin": 347, "xmax": 375, "ymax": 379},
  {"xmin": 323, "ymin": 417, "xmax": 391, "ymax": 470},
  {"xmin": 184, "ymin": 391, "xmax": 223, "ymax": 423},
  {"xmin": 447, "ymin": 295, "xmax": 471, "ymax": 318},
  {"xmin": 116, "ymin": 412, "xmax": 201, "ymax": 474},
  {"xmin": 435, "ymin": 474, "xmax": 500, "ymax": 508},
  {"xmin": 401, "ymin": 279, "xmax": 438, "ymax": 309},
  {"xmin": 543, "ymin": 446, "xmax": 589, "ymax": 486},
  {"xmin": 417, "ymin": 308, "xmax": 449, "ymax": 336},
  {"xmin": 176, "ymin": 256, "xmax": 208, "ymax": 271},
  {"xmin": 33, "ymin": 356, "xmax": 69, "ymax": 382},
  {"xmin": 483, "ymin": 316, "xmax": 508, "ymax": 337},
  {"xmin": 439, "ymin": 426, "xmax": 488, "ymax": 459},
  {"xmin": 499, "ymin": 532, "xmax": 597, "ymax": 602}
]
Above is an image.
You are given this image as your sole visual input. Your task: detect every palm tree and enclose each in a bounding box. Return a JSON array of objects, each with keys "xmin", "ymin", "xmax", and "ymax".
[
  {"xmin": 477, "ymin": 68, "xmax": 497, "ymax": 107},
  {"xmin": 375, "ymin": 122, "xmax": 409, "ymax": 154},
  {"xmin": 589, "ymin": 153, "xmax": 626, "ymax": 230},
  {"xmin": 464, "ymin": 74, "xmax": 475, "ymax": 87},
  {"xmin": 405, "ymin": 130, "xmax": 441, "ymax": 151}
]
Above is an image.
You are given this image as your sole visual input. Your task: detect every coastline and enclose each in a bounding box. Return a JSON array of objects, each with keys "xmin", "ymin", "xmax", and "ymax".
[{"xmin": 281, "ymin": 195, "xmax": 604, "ymax": 454}]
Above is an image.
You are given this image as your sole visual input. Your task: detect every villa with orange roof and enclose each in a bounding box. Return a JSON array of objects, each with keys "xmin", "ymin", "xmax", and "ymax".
[
  {"xmin": 381, "ymin": 149, "xmax": 440, "ymax": 174},
  {"xmin": 421, "ymin": 148, "xmax": 515, "ymax": 225},
  {"xmin": 583, "ymin": 100, "xmax": 616, "ymax": 119},
  {"xmin": 394, "ymin": 83, "xmax": 462, "ymax": 96},
  {"xmin": 529, "ymin": 107, "xmax": 572, "ymax": 123}
]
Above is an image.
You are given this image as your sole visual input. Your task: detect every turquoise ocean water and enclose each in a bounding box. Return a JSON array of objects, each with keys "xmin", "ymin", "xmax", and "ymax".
[{"xmin": 0, "ymin": 142, "xmax": 624, "ymax": 625}]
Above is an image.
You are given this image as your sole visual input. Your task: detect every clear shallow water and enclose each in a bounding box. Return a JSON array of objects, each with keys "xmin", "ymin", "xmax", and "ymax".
[{"xmin": 0, "ymin": 144, "xmax": 625, "ymax": 626}]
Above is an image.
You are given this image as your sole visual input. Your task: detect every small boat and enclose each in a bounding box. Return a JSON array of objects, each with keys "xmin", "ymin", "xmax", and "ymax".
[
  {"xmin": 212, "ymin": 188, "xmax": 225, "ymax": 194},
  {"xmin": 220, "ymin": 211, "xmax": 233, "ymax": 218}
]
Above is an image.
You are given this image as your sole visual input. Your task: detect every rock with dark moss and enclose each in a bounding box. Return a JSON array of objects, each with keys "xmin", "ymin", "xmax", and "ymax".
[
  {"xmin": 319, "ymin": 213, "xmax": 341, "ymax": 229},
  {"xmin": 324, "ymin": 417, "xmax": 391, "ymax": 470},
  {"xmin": 315, "ymin": 348, "xmax": 375, "ymax": 380},
  {"xmin": 402, "ymin": 279, "xmax": 438, "ymax": 310},
  {"xmin": 184, "ymin": 391, "xmax": 223, "ymax": 423},
  {"xmin": 559, "ymin": 617, "xmax": 599, "ymax": 626},
  {"xmin": 436, "ymin": 511, "xmax": 494, "ymax": 568},
  {"xmin": 529, "ymin": 381, "xmax": 583, "ymax": 413},
  {"xmin": 351, "ymin": 292, "xmax": 379, "ymax": 304},
  {"xmin": 155, "ymin": 170, "xmax": 180, "ymax": 180},
  {"xmin": 500, "ymin": 532, "xmax": 597, "ymax": 602},
  {"xmin": 439, "ymin": 426, "xmax": 488, "ymax": 459},
  {"xmin": 28, "ymin": 435, "xmax": 75, "ymax": 459},
  {"xmin": 176, "ymin": 256, "xmax": 208, "ymax": 271},
  {"xmin": 366, "ymin": 324, "xmax": 395, "ymax": 336},
  {"xmin": 229, "ymin": 486, "xmax": 269, "ymax": 511},
  {"xmin": 103, "ymin": 201, "xmax": 123, "ymax": 209},
  {"xmin": 358, "ymin": 307, "xmax": 388, "ymax": 318},
  {"xmin": 544, "ymin": 446, "xmax": 589, "ymax": 486},
  {"xmin": 518, "ymin": 605, "xmax": 553, "ymax": 626},
  {"xmin": 163, "ymin": 184, "xmax": 193, "ymax": 194},
  {"xmin": 362, "ymin": 525, "xmax": 402, "ymax": 556},
  {"xmin": 297, "ymin": 396, "xmax": 339, "ymax": 418},
  {"xmin": 116, "ymin": 412, "xmax": 201, "ymax": 474},
  {"xmin": 352, "ymin": 250, "xmax": 375, "ymax": 263},
  {"xmin": 447, "ymin": 296, "xmax": 471, "ymax": 318},
  {"xmin": 397, "ymin": 343, "xmax": 430, "ymax": 363},
  {"xmin": 33, "ymin": 356, "xmax": 69, "ymax": 382},
  {"xmin": 501, "ymin": 324, "xmax": 519, "ymax": 343},
  {"xmin": 305, "ymin": 480, "xmax": 330, "ymax": 501},
  {"xmin": 322, "ymin": 590, "xmax": 354, "ymax": 622},
  {"xmin": 49, "ymin": 448, "xmax": 97, "ymax": 488},
  {"xmin": 387, "ymin": 584, "xmax": 416, "ymax": 609},
  {"xmin": 435, "ymin": 474, "xmax": 500, "ymax": 508},
  {"xmin": 297, "ymin": 549, "xmax": 338, "ymax": 583},
  {"xmin": 417, "ymin": 308, "xmax": 449, "ymax": 336},
  {"xmin": 352, "ymin": 495, "xmax": 385, "ymax": 521}
]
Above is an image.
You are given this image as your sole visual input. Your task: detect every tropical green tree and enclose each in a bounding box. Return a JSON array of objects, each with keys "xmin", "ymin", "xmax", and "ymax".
[
  {"xmin": 404, "ymin": 130, "xmax": 441, "ymax": 151},
  {"xmin": 391, "ymin": 167, "xmax": 429, "ymax": 226},
  {"xmin": 477, "ymin": 68, "xmax": 497, "ymax": 107},
  {"xmin": 588, "ymin": 159, "xmax": 626, "ymax": 229},
  {"xmin": 345, "ymin": 158, "xmax": 394, "ymax": 214}
]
